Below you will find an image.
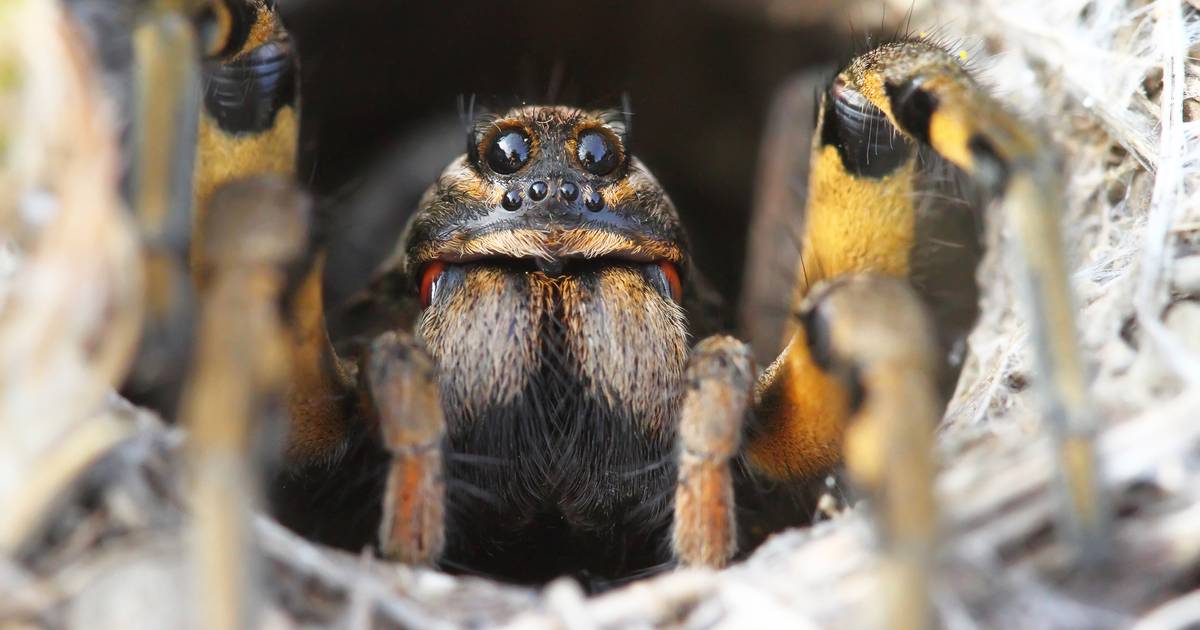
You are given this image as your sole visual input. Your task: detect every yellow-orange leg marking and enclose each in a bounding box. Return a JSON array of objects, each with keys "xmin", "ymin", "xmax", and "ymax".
[
  {"xmin": 749, "ymin": 328, "xmax": 849, "ymax": 481},
  {"xmin": 673, "ymin": 336, "xmax": 754, "ymax": 568},
  {"xmin": 740, "ymin": 72, "xmax": 824, "ymax": 364},
  {"xmin": 749, "ymin": 43, "xmax": 981, "ymax": 483},
  {"xmin": 282, "ymin": 251, "xmax": 357, "ymax": 464},
  {"xmin": 749, "ymin": 103, "xmax": 922, "ymax": 481},
  {"xmin": 191, "ymin": 0, "xmax": 298, "ymax": 275},
  {"xmin": 183, "ymin": 176, "xmax": 309, "ymax": 630},
  {"xmin": 366, "ymin": 332, "xmax": 446, "ymax": 566},
  {"xmin": 794, "ymin": 141, "xmax": 920, "ymax": 301}
]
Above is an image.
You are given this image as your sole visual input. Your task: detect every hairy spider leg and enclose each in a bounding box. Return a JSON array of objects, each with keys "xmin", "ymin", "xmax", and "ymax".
[
  {"xmin": 834, "ymin": 40, "xmax": 1106, "ymax": 561},
  {"xmin": 366, "ymin": 332, "xmax": 447, "ymax": 566},
  {"xmin": 745, "ymin": 40, "xmax": 1104, "ymax": 621},
  {"xmin": 673, "ymin": 336, "xmax": 755, "ymax": 568},
  {"xmin": 190, "ymin": 0, "xmax": 356, "ymax": 466},
  {"xmin": 125, "ymin": 2, "xmax": 205, "ymax": 412},
  {"xmin": 191, "ymin": 0, "xmax": 298, "ymax": 275},
  {"xmin": 746, "ymin": 56, "xmax": 939, "ymax": 483},
  {"xmin": 183, "ymin": 176, "xmax": 310, "ymax": 630},
  {"xmin": 804, "ymin": 275, "xmax": 941, "ymax": 630},
  {"xmin": 125, "ymin": 3, "xmax": 326, "ymax": 626}
]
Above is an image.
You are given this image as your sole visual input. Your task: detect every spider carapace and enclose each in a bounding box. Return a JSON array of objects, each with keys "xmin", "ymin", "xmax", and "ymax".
[{"xmin": 168, "ymin": 0, "xmax": 1098, "ymax": 599}]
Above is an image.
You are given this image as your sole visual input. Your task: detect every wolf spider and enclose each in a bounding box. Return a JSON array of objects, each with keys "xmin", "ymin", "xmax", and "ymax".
[{"xmin": 120, "ymin": 0, "xmax": 1107, "ymax": 619}]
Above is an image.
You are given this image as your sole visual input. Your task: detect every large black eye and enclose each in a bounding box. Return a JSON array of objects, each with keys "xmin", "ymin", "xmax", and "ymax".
[
  {"xmin": 577, "ymin": 129, "xmax": 618, "ymax": 175},
  {"xmin": 485, "ymin": 128, "xmax": 532, "ymax": 174}
]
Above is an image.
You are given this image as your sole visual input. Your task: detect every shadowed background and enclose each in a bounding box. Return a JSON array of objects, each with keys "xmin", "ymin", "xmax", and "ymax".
[{"xmin": 278, "ymin": 0, "xmax": 867, "ymax": 323}]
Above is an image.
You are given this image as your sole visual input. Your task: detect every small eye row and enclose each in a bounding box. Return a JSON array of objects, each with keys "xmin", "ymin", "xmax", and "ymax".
[
  {"xmin": 499, "ymin": 180, "xmax": 606, "ymax": 213},
  {"xmin": 481, "ymin": 126, "xmax": 622, "ymax": 176}
]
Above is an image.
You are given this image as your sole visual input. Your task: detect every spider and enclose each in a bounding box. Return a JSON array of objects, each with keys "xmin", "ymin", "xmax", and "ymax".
[{"xmin": 117, "ymin": 0, "xmax": 1107, "ymax": 620}]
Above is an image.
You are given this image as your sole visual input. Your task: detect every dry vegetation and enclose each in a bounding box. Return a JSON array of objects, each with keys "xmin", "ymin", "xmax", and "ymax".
[{"xmin": 1, "ymin": 0, "xmax": 1199, "ymax": 628}]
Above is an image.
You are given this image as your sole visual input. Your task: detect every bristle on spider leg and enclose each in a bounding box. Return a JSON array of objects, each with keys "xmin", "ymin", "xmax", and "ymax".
[
  {"xmin": 672, "ymin": 336, "xmax": 754, "ymax": 568},
  {"xmin": 365, "ymin": 331, "xmax": 446, "ymax": 566},
  {"xmin": 458, "ymin": 93, "xmax": 477, "ymax": 153},
  {"xmin": 621, "ymin": 91, "xmax": 634, "ymax": 152},
  {"xmin": 545, "ymin": 60, "xmax": 565, "ymax": 104}
]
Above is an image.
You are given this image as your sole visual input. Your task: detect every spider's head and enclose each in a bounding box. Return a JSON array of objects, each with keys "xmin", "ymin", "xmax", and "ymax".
[
  {"xmin": 397, "ymin": 108, "xmax": 693, "ymax": 529},
  {"xmin": 402, "ymin": 105, "xmax": 687, "ymax": 309}
]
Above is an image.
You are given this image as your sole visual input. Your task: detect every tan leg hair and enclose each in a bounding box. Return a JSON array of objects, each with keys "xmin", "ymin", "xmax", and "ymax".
[
  {"xmin": 673, "ymin": 336, "xmax": 754, "ymax": 568},
  {"xmin": 366, "ymin": 332, "xmax": 446, "ymax": 566}
]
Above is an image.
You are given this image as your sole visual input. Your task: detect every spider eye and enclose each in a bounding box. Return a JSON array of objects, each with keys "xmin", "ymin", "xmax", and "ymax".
[
  {"xmin": 484, "ymin": 128, "xmax": 532, "ymax": 174},
  {"xmin": 577, "ymin": 129, "xmax": 618, "ymax": 175}
]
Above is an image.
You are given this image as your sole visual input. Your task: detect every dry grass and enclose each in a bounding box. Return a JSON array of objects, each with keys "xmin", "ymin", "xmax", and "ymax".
[{"xmin": 2, "ymin": 0, "xmax": 1199, "ymax": 628}]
